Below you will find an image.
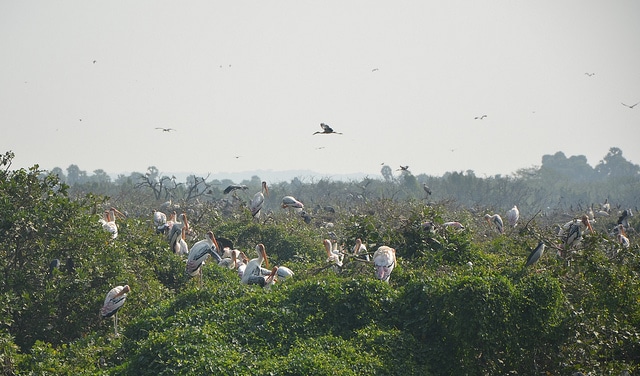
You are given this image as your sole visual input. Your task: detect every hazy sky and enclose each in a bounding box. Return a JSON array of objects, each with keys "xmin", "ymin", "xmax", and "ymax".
[{"xmin": 2, "ymin": 1, "xmax": 639, "ymax": 180}]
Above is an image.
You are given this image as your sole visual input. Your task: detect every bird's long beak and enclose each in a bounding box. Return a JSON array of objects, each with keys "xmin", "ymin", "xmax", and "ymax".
[
  {"xmin": 111, "ymin": 208, "xmax": 126, "ymax": 219},
  {"xmin": 210, "ymin": 232, "xmax": 221, "ymax": 254},
  {"xmin": 114, "ymin": 285, "xmax": 131, "ymax": 298},
  {"xmin": 263, "ymin": 182, "xmax": 269, "ymax": 197},
  {"xmin": 258, "ymin": 244, "xmax": 269, "ymax": 268},
  {"xmin": 354, "ymin": 239, "xmax": 362, "ymax": 254},
  {"xmin": 182, "ymin": 213, "xmax": 189, "ymax": 231}
]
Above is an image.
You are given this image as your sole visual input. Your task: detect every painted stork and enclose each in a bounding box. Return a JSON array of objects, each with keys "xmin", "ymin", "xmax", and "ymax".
[
  {"xmin": 219, "ymin": 248, "xmax": 245, "ymax": 269},
  {"xmin": 323, "ymin": 238, "xmax": 343, "ymax": 267},
  {"xmin": 282, "ymin": 196, "xmax": 304, "ymax": 210},
  {"xmin": 373, "ymin": 246, "xmax": 396, "ymax": 283},
  {"xmin": 563, "ymin": 221, "xmax": 582, "ymax": 251},
  {"xmin": 175, "ymin": 225, "xmax": 189, "ymax": 256},
  {"xmin": 99, "ymin": 207, "xmax": 125, "ymax": 239},
  {"xmin": 152, "ymin": 210, "xmax": 167, "ymax": 234},
  {"xmin": 443, "ymin": 221, "xmax": 465, "ymax": 230},
  {"xmin": 617, "ymin": 209, "xmax": 633, "ymax": 230},
  {"xmin": 100, "ymin": 284, "xmax": 130, "ymax": 335},
  {"xmin": 186, "ymin": 231, "xmax": 221, "ymax": 286},
  {"xmin": 423, "ymin": 183, "xmax": 432, "ymax": 196},
  {"xmin": 617, "ymin": 225, "xmax": 630, "ymax": 248},
  {"xmin": 250, "ymin": 182, "xmax": 269, "ymax": 218},
  {"xmin": 241, "ymin": 244, "xmax": 278, "ymax": 288},
  {"xmin": 484, "ymin": 213, "xmax": 504, "ymax": 234},
  {"xmin": 506, "ymin": 205, "xmax": 519, "ymax": 228},
  {"xmin": 313, "ymin": 123, "xmax": 342, "ymax": 135},
  {"xmin": 525, "ymin": 241, "xmax": 545, "ymax": 267},
  {"xmin": 581, "ymin": 215, "xmax": 594, "ymax": 234},
  {"xmin": 167, "ymin": 213, "xmax": 188, "ymax": 254},
  {"xmin": 612, "ymin": 224, "xmax": 630, "ymax": 248},
  {"xmin": 353, "ymin": 238, "xmax": 369, "ymax": 261}
]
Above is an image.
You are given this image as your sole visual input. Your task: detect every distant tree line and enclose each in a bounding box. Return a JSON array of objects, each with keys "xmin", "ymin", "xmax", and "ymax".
[{"xmin": 42, "ymin": 147, "xmax": 640, "ymax": 220}]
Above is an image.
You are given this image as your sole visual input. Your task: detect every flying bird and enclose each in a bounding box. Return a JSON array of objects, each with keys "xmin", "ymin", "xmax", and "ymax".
[
  {"xmin": 313, "ymin": 123, "xmax": 342, "ymax": 135},
  {"xmin": 621, "ymin": 101, "xmax": 640, "ymax": 109},
  {"xmin": 584, "ymin": 72, "xmax": 595, "ymax": 76},
  {"xmin": 474, "ymin": 115, "xmax": 487, "ymax": 120},
  {"xmin": 155, "ymin": 127, "xmax": 177, "ymax": 132},
  {"xmin": 100, "ymin": 284, "xmax": 130, "ymax": 335},
  {"xmin": 397, "ymin": 165, "xmax": 410, "ymax": 172},
  {"xmin": 223, "ymin": 184, "xmax": 248, "ymax": 194},
  {"xmin": 371, "ymin": 68, "xmax": 379, "ymax": 72},
  {"xmin": 373, "ymin": 246, "xmax": 396, "ymax": 283}
]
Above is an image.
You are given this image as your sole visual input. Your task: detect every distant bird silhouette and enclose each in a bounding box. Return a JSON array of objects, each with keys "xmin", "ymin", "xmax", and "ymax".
[
  {"xmin": 474, "ymin": 115, "xmax": 487, "ymax": 120},
  {"xmin": 423, "ymin": 183, "xmax": 432, "ymax": 196},
  {"xmin": 155, "ymin": 127, "xmax": 176, "ymax": 132},
  {"xmin": 313, "ymin": 123, "xmax": 342, "ymax": 135},
  {"xmin": 621, "ymin": 101, "xmax": 640, "ymax": 109},
  {"xmin": 223, "ymin": 184, "xmax": 248, "ymax": 194},
  {"xmin": 372, "ymin": 68, "xmax": 379, "ymax": 72},
  {"xmin": 584, "ymin": 72, "xmax": 595, "ymax": 76},
  {"xmin": 397, "ymin": 165, "xmax": 410, "ymax": 172}
]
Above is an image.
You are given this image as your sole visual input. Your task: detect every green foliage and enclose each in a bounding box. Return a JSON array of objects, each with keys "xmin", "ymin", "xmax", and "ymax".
[{"xmin": 1, "ymin": 150, "xmax": 640, "ymax": 375}]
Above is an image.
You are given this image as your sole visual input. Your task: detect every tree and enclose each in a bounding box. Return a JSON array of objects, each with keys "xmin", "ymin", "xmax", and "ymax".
[
  {"xmin": 381, "ymin": 165, "xmax": 393, "ymax": 182},
  {"xmin": 595, "ymin": 147, "xmax": 640, "ymax": 178}
]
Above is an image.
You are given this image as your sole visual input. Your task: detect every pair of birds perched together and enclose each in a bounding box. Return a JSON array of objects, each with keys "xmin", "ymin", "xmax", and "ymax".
[
  {"xmin": 323, "ymin": 238, "xmax": 397, "ymax": 283},
  {"xmin": 484, "ymin": 205, "xmax": 520, "ymax": 234},
  {"xmin": 224, "ymin": 181, "xmax": 304, "ymax": 219},
  {"xmin": 480, "ymin": 206, "xmax": 545, "ymax": 267}
]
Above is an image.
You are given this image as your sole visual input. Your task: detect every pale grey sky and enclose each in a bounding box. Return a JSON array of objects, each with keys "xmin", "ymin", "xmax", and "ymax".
[{"xmin": 1, "ymin": 1, "xmax": 639, "ymax": 180}]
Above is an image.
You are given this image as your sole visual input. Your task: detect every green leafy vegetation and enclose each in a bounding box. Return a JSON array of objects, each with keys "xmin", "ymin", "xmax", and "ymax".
[{"xmin": 1, "ymin": 150, "xmax": 639, "ymax": 375}]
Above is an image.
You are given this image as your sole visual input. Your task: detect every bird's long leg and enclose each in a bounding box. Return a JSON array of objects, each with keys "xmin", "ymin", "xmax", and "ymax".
[
  {"xmin": 198, "ymin": 267, "xmax": 203, "ymax": 289},
  {"xmin": 113, "ymin": 312, "xmax": 118, "ymax": 336}
]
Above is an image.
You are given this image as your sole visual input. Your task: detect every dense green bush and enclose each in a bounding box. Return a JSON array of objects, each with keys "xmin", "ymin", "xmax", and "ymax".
[{"xmin": 1, "ymin": 151, "xmax": 639, "ymax": 375}]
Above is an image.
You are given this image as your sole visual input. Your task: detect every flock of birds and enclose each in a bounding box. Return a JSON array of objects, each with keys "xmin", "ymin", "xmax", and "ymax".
[
  {"xmin": 478, "ymin": 201, "xmax": 634, "ymax": 269},
  {"xmin": 96, "ymin": 181, "xmax": 399, "ymax": 333},
  {"xmin": 91, "ymin": 170, "xmax": 637, "ymax": 335},
  {"xmin": 95, "ymin": 190, "xmax": 634, "ymax": 334}
]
